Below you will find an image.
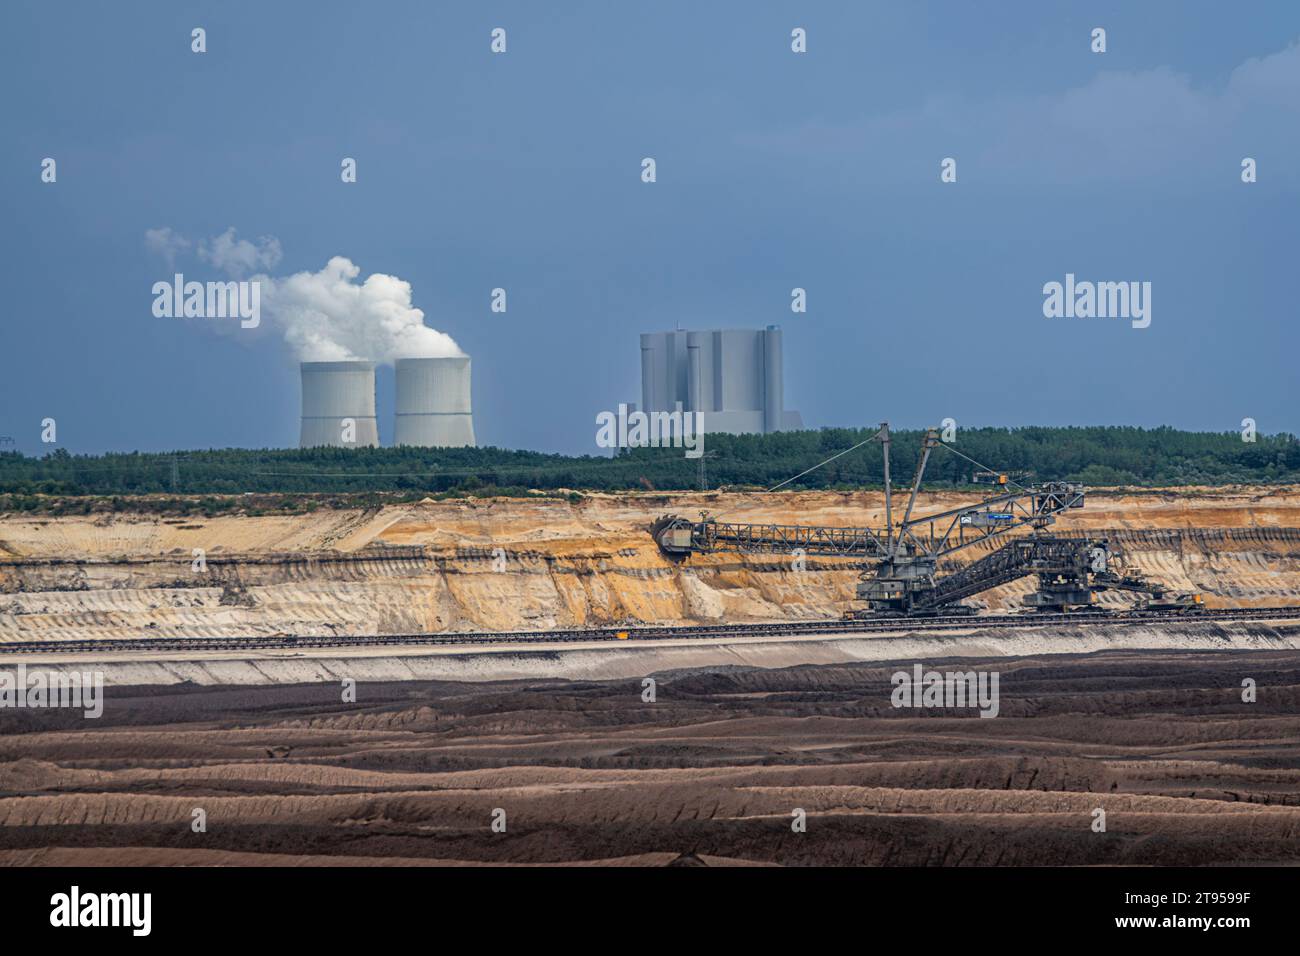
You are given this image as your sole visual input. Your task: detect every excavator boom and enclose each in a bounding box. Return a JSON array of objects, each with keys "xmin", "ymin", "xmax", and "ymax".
[{"xmin": 651, "ymin": 423, "xmax": 1192, "ymax": 615}]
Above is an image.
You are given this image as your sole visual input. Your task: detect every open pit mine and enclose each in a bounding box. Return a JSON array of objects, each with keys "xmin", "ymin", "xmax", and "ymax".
[
  {"xmin": 2, "ymin": 485, "xmax": 1300, "ymax": 680},
  {"xmin": 3, "ymin": 484, "xmax": 1300, "ymax": 867}
]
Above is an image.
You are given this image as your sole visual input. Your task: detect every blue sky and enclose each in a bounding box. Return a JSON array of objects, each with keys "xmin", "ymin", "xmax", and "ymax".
[{"xmin": 2, "ymin": 1, "xmax": 1297, "ymax": 455}]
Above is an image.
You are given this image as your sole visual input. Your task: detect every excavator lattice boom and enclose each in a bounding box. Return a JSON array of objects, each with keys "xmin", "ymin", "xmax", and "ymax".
[{"xmin": 651, "ymin": 422, "xmax": 1201, "ymax": 616}]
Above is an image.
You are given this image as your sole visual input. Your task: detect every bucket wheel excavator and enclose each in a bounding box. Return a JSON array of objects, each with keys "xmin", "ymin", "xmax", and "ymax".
[{"xmin": 651, "ymin": 423, "xmax": 1203, "ymax": 617}]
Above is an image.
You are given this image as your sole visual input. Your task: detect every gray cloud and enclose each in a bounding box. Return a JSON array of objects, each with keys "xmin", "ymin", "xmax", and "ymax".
[{"xmin": 741, "ymin": 38, "xmax": 1300, "ymax": 188}]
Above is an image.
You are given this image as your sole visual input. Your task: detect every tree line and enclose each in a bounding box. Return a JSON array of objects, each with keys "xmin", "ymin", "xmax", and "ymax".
[{"xmin": 1, "ymin": 426, "xmax": 1297, "ymax": 505}]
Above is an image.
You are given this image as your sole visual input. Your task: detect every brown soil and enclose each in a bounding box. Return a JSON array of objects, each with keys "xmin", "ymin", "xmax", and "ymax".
[{"xmin": 3, "ymin": 648, "xmax": 1298, "ymax": 866}]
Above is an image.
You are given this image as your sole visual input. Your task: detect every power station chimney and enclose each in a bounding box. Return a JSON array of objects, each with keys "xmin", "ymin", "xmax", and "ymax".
[
  {"xmin": 394, "ymin": 356, "xmax": 476, "ymax": 447},
  {"xmin": 299, "ymin": 361, "xmax": 380, "ymax": 448}
]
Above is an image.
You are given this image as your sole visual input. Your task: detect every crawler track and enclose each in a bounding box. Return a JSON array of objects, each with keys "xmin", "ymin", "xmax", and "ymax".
[{"xmin": 4, "ymin": 606, "xmax": 1300, "ymax": 656}]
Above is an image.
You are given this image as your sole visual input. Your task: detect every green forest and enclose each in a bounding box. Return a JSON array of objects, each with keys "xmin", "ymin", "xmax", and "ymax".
[{"xmin": 1, "ymin": 426, "xmax": 1297, "ymax": 515}]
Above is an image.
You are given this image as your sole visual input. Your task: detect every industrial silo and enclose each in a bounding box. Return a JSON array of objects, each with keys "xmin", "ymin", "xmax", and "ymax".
[
  {"xmin": 299, "ymin": 361, "xmax": 380, "ymax": 448},
  {"xmin": 394, "ymin": 356, "xmax": 476, "ymax": 447}
]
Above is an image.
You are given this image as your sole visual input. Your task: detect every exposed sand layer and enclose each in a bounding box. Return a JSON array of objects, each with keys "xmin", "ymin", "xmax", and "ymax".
[
  {"xmin": 3, "ymin": 647, "xmax": 1298, "ymax": 866},
  {"xmin": 4, "ymin": 619, "xmax": 1299, "ymax": 688},
  {"xmin": 3, "ymin": 488, "xmax": 1300, "ymax": 643}
]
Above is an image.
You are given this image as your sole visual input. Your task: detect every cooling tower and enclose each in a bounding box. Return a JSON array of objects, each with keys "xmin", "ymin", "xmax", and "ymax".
[
  {"xmin": 299, "ymin": 361, "xmax": 380, "ymax": 448},
  {"xmin": 394, "ymin": 356, "xmax": 476, "ymax": 447}
]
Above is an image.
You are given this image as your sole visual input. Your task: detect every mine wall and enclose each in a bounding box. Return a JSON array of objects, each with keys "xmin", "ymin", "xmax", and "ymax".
[{"xmin": 3, "ymin": 521, "xmax": 1300, "ymax": 643}]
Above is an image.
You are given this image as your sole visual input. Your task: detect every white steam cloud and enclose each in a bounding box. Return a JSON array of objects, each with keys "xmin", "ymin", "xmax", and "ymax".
[
  {"xmin": 146, "ymin": 228, "xmax": 463, "ymax": 363},
  {"xmin": 143, "ymin": 227, "xmax": 190, "ymax": 266},
  {"xmin": 198, "ymin": 227, "xmax": 283, "ymax": 277},
  {"xmin": 261, "ymin": 256, "xmax": 463, "ymax": 363}
]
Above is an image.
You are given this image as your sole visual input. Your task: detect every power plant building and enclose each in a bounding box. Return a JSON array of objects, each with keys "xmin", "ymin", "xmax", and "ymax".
[
  {"xmin": 299, "ymin": 361, "xmax": 380, "ymax": 448},
  {"xmin": 394, "ymin": 356, "xmax": 476, "ymax": 448},
  {"xmin": 639, "ymin": 326, "xmax": 801, "ymax": 435}
]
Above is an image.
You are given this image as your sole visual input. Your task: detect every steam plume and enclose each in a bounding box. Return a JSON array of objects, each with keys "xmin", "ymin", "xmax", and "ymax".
[
  {"xmin": 259, "ymin": 256, "xmax": 463, "ymax": 363},
  {"xmin": 146, "ymin": 228, "xmax": 463, "ymax": 363}
]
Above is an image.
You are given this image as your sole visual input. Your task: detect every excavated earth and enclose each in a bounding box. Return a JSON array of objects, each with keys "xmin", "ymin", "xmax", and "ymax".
[
  {"xmin": 3, "ymin": 487, "xmax": 1300, "ymax": 646},
  {"xmin": 2, "ymin": 488, "xmax": 1300, "ymax": 865},
  {"xmin": 2, "ymin": 647, "xmax": 1299, "ymax": 866}
]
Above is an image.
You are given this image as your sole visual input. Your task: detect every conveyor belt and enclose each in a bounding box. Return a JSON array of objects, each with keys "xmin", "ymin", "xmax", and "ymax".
[{"xmin": 3, "ymin": 606, "xmax": 1299, "ymax": 656}]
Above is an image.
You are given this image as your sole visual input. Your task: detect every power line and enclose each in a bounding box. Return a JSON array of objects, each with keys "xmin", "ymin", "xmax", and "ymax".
[{"xmin": 767, "ymin": 430, "xmax": 882, "ymax": 492}]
